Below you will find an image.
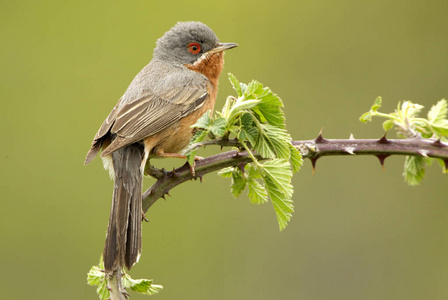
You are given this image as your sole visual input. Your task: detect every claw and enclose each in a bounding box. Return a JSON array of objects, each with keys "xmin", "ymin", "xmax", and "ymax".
[
  {"xmin": 189, "ymin": 161, "xmax": 196, "ymax": 177},
  {"xmin": 141, "ymin": 211, "xmax": 149, "ymax": 222}
]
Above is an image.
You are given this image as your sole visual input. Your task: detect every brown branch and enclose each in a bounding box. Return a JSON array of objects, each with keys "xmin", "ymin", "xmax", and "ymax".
[{"xmin": 142, "ymin": 136, "xmax": 448, "ymax": 212}]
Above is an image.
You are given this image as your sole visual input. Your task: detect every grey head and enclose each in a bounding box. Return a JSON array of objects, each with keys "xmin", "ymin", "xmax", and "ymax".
[{"xmin": 153, "ymin": 21, "xmax": 237, "ymax": 65}]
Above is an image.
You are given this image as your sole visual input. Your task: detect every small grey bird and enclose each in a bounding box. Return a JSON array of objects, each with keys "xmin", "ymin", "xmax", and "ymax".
[{"xmin": 85, "ymin": 21, "xmax": 237, "ymax": 272}]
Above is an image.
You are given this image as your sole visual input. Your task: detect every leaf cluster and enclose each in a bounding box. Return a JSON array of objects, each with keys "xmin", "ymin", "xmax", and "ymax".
[
  {"xmin": 360, "ymin": 97, "xmax": 448, "ymax": 184},
  {"xmin": 186, "ymin": 74, "xmax": 303, "ymax": 230},
  {"xmin": 87, "ymin": 256, "xmax": 163, "ymax": 300}
]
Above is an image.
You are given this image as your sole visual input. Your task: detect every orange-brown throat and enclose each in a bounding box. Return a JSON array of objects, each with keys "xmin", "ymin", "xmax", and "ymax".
[{"xmin": 185, "ymin": 52, "xmax": 225, "ymax": 88}]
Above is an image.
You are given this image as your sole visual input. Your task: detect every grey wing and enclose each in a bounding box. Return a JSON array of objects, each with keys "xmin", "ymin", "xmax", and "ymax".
[{"xmin": 99, "ymin": 86, "xmax": 208, "ymax": 157}]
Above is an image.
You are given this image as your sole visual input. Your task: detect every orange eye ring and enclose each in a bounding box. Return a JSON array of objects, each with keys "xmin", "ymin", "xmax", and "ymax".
[{"xmin": 188, "ymin": 42, "xmax": 201, "ymax": 54}]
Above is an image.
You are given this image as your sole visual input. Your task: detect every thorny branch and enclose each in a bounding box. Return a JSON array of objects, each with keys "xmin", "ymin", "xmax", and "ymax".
[{"xmin": 142, "ymin": 135, "xmax": 448, "ymax": 212}]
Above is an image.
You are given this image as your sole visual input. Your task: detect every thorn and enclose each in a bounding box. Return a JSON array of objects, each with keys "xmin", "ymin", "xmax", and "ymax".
[
  {"xmin": 310, "ymin": 157, "xmax": 319, "ymax": 175},
  {"xmin": 417, "ymin": 150, "xmax": 428, "ymax": 157},
  {"xmin": 376, "ymin": 154, "xmax": 390, "ymax": 170},
  {"xmin": 349, "ymin": 133, "xmax": 355, "ymax": 140},
  {"xmin": 433, "ymin": 138, "xmax": 445, "ymax": 147},
  {"xmin": 238, "ymin": 163, "xmax": 246, "ymax": 173},
  {"xmin": 315, "ymin": 129, "xmax": 328, "ymax": 143},
  {"xmin": 198, "ymin": 175, "xmax": 205, "ymax": 183},
  {"xmin": 172, "ymin": 167, "xmax": 176, "ymax": 174},
  {"xmin": 165, "ymin": 191, "xmax": 171, "ymax": 197},
  {"xmin": 377, "ymin": 133, "xmax": 389, "ymax": 144},
  {"xmin": 345, "ymin": 147, "xmax": 355, "ymax": 155},
  {"xmin": 161, "ymin": 195, "xmax": 166, "ymax": 200},
  {"xmin": 444, "ymin": 159, "xmax": 448, "ymax": 171}
]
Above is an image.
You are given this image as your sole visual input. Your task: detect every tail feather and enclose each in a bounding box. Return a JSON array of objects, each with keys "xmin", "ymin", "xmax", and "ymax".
[{"xmin": 103, "ymin": 143, "xmax": 144, "ymax": 272}]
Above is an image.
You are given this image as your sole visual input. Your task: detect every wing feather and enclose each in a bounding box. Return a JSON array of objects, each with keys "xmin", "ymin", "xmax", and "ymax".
[{"xmin": 100, "ymin": 86, "xmax": 208, "ymax": 157}]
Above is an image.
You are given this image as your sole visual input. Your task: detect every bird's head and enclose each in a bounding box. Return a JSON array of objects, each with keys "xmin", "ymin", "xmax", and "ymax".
[{"xmin": 154, "ymin": 21, "xmax": 238, "ymax": 65}]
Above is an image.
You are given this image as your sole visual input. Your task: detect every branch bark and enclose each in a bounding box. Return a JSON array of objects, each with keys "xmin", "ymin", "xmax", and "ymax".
[{"xmin": 142, "ymin": 136, "xmax": 448, "ymax": 212}]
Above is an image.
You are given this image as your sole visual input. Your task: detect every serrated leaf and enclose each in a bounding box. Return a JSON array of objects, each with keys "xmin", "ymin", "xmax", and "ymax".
[
  {"xmin": 87, "ymin": 257, "xmax": 110, "ymax": 300},
  {"xmin": 371, "ymin": 96, "xmax": 382, "ymax": 112},
  {"xmin": 254, "ymin": 103, "xmax": 285, "ymax": 128},
  {"xmin": 359, "ymin": 112, "xmax": 372, "ymax": 123},
  {"xmin": 264, "ymin": 176, "xmax": 294, "ymax": 230},
  {"xmin": 122, "ymin": 274, "xmax": 163, "ymax": 296},
  {"xmin": 227, "ymin": 99, "xmax": 261, "ymax": 124},
  {"xmin": 261, "ymin": 159, "xmax": 293, "ymax": 198},
  {"xmin": 436, "ymin": 158, "xmax": 448, "ymax": 174},
  {"xmin": 218, "ymin": 167, "xmax": 235, "ymax": 178},
  {"xmin": 191, "ymin": 111, "xmax": 211, "ymax": 129},
  {"xmin": 228, "ymin": 73, "xmax": 242, "ymax": 97},
  {"xmin": 259, "ymin": 88, "xmax": 284, "ymax": 107},
  {"xmin": 431, "ymin": 120, "xmax": 448, "ymax": 137},
  {"xmin": 186, "ymin": 130, "xmax": 208, "ymax": 165},
  {"xmin": 239, "ymin": 126, "xmax": 258, "ymax": 148},
  {"xmin": 403, "ymin": 155, "xmax": 425, "ymax": 185},
  {"xmin": 428, "ymin": 99, "xmax": 447, "ymax": 124},
  {"xmin": 244, "ymin": 80, "xmax": 263, "ymax": 97},
  {"xmin": 382, "ymin": 119, "xmax": 394, "ymax": 131},
  {"xmin": 247, "ymin": 179, "xmax": 268, "ymax": 204},
  {"xmin": 401, "ymin": 101, "xmax": 424, "ymax": 118},
  {"xmin": 231, "ymin": 169, "xmax": 247, "ymax": 197},
  {"xmin": 210, "ymin": 117, "xmax": 227, "ymax": 137},
  {"xmin": 289, "ymin": 144, "xmax": 303, "ymax": 173},
  {"xmin": 263, "ymin": 124, "xmax": 291, "ymax": 160}
]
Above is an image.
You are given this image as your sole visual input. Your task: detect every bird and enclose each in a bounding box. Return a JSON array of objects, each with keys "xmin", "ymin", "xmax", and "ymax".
[{"xmin": 84, "ymin": 21, "xmax": 237, "ymax": 273}]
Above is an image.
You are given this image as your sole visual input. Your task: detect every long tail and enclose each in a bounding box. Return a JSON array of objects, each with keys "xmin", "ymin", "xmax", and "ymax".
[{"xmin": 103, "ymin": 143, "xmax": 144, "ymax": 272}]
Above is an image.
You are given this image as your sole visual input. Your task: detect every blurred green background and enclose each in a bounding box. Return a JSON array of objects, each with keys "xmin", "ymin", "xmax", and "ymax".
[{"xmin": 1, "ymin": 0, "xmax": 447, "ymax": 299}]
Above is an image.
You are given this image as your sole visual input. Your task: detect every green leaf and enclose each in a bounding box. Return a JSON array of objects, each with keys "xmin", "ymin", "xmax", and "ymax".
[
  {"xmin": 87, "ymin": 257, "xmax": 110, "ymax": 300},
  {"xmin": 247, "ymin": 178, "xmax": 268, "ymax": 204},
  {"xmin": 382, "ymin": 119, "xmax": 394, "ymax": 131},
  {"xmin": 371, "ymin": 96, "xmax": 382, "ymax": 112},
  {"xmin": 239, "ymin": 126, "xmax": 258, "ymax": 148},
  {"xmin": 218, "ymin": 167, "xmax": 235, "ymax": 178},
  {"xmin": 436, "ymin": 158, "xmax": 448, "ymax": 174},
  {"xmin": 263, "ymin": 124, "xmax": 291, "ymax": 160},
  {"xmin": 122, "ymin": 274, "xmax": 163, "ymax": 296},
  {"xmin": 428, "ymin": 99, "xmax": 447, "ymax": 124},
  {"xmin": 359, "ymin": 112, "xmax": 372, "ymax": 123},
  {"xmin": 191, "ymin": 111, "xmax": 211, "ymax": 130},
  {"xmin": 210, "ymin": 117, "xmax": 227, "ymax": 137},
  {"xmin": 264, "ymin": 176, "xmax": 294, "ymax": 231},
  {"xmin": 261, "ymin": 159, "xmax": 293, "ymax": 198},
  {"xmin": 259, "ymin": 88, "xmax": 284, "ymax": 107},
  {"xmin": 254, "ymin": 103, "xmax": 285, "ymax": 128},
  {"xmin": 400, "ymin": 101, "xmax": 424, "ymax": 118},
  {"xmin": 227, "ymin": 99, "xmax": 261, "ymax": 123},
  {"xmin": 431, "ymin": 120, "xmax": 448, "ymax": 137},
  {"xmin": 244, "ymin": 80, "xmax": 263, "ymax": 97},
  {"xmin": 231, "ymin": 168, "xmax": 247, "ymax": 197},
  {"xmin": 289, "ymin": 144, "xmax": 303, "ymax": 173},
  {"xmin": 228, "ymin": 73, "xmax": 242, "ymax": 97},
  {"xmin": 403, "ymin": 155, "xmax": 426, "ymax": 185},
  {"xmin": 186, "ymin": 130, "xmax": 208, "ymax": 165}
]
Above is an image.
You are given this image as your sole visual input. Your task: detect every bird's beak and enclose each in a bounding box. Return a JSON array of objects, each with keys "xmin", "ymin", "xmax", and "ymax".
[{"xmin": 208, "ymin": 42, "xmax": 238, "ymax": 54}]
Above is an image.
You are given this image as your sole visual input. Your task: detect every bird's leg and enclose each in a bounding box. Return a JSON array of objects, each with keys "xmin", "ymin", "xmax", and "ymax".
[{"xmin": 155, "ymin": 148, "xmax": 203, "ymax": 176}]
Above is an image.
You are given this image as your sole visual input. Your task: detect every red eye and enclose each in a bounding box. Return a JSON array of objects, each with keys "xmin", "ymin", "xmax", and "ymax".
[{"xmin": 188, "ymin": 42, "xmax": 201, "ymax": 54}]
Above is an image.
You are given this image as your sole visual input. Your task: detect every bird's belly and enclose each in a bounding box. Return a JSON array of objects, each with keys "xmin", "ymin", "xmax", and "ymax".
[{"xmin": 144, "ymin": 100, "xmax": 214, "ymax": 156}]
